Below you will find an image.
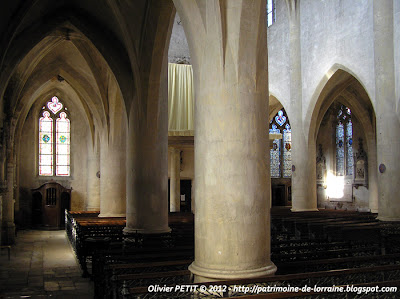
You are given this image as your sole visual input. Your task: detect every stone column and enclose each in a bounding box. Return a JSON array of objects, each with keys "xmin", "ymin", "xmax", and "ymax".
[
  {"xmin": 123, "ymin": 0, "xmax": 172, "ymax": 237},
  {"xmin": 169, "ymin": 147, "xmax": 181, "ymax": 212},
  {"xmin": 124, "ymin": 125, "xmax": 170, "ymax": 235},
  {"xmin": 99, "ymin": 135, "xmax": 126, "ymax": 217},
  {"xmin": 3, "ymin": 161, "xmax": 15, "ymax": 244},
  {"xmin": 191, "ymin": 178, "xmax": 195, "ymax": 213},
  {"xmin": 367, "ymin": 136, "xmax": 379, "ymax": 213},
  {"xmin": 374, "ymin": 0, "xmax": 400, "ymax": 221},
  {"xmin": 86, "ymin": 143, "xmax": 100, "ymax": 211},
  {"xmin": 286, "ymin": 0, "xmax": 317, "ymax": 212},
  {"xmin": 174, "ymin": 0, "xmax": 276, "ymax": 281}
]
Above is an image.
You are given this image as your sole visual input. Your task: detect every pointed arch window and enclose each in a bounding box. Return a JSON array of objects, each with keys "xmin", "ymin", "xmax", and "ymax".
[
  {"xmin": 39, "ymin": 96, "xmax": 70, "ymax": 176},
  {"xmin": 269, "ymin": 109, "xmax": 292, "ymax": 178},
  {"xmin": 336, "ymin": 105, "xmax": 353, "ymax": 176}
]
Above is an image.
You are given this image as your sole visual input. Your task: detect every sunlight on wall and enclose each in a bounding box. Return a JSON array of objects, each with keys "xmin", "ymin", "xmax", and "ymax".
[{"xmin": 326, "ymin": 171, "xmax": 344, "ymax": 198}]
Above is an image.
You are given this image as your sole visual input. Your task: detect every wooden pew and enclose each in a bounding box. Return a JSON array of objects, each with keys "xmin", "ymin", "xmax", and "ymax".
[
  {"xmin": 93, "ymin": 248, "xmax": 193, "ymax": 298},
  {"xmin": 276, "ymin": 252, "xmax": 400, "ymax": 274}
]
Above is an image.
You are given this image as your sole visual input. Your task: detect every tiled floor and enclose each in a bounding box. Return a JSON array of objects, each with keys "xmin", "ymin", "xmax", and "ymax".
[{"xmin": 0, "ymin": 230, "xmax": 93, "ymax": 298}]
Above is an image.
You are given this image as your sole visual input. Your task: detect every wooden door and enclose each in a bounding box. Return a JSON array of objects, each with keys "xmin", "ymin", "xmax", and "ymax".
[
  {"xmin": 43, "ymin": 187, "xmax": 59, "ymax": 227},
  {"xmin": 32, "ymin": 182, "xmax": 71, "ymax": 228}
]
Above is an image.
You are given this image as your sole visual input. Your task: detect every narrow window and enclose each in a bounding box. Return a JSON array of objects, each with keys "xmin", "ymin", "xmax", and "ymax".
[
  {"xmin": 335, "ymin": 105, "xmax": 353, "ymax": 176},
  {"xmin": 39, "ymin": 111, "xmax": 53, "ymax": 176},
  {"xmin": 39, "ymin": 96, "xmax": 70, "ymax": 176},
  {"xmin": 269, "ymin": 109, "xmax": 291, "ymax": 178}
]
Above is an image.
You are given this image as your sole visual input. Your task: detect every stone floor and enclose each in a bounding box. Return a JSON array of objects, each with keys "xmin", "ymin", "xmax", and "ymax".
[{"xmin": 0, "ymin": 230, "xmax": 94, "ymax": 298}]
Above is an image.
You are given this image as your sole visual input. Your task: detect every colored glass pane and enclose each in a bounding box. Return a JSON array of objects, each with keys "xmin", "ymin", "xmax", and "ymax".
[
  {"xmin": 275, "ymin": 110, "xmax": 286, "ymax": 127},
  {"xmin": 40, "ymin": 143, "xmax": 52, "ymax": 155},
  {"xmin": 283, "ymin": 124, "xmax": 292, "ymax": 178},
  {"xmin": 40, "ymin": 166, "xmax": 53, "ymax": 176},
  {"xmin": 56, "ymin": 154, "xmax": 69, "ymax": 166},
  {"xmin": 56, "ymin": 166, "xmax": 70, "ymax": 176},
  {"xmin": 346, "ymin": 120, "xmax": 353, "ymax": 175},
  {"xmin": 270, "ymin": 139, "xmax": 281, "ymax": 178},
  {"xmin": 47, "ymin": 96, "xmax": 63, "ymax": 114},
  {"xmin": 42, "ymin": 134, "xmax": 50, "ymax": 143},
  {"xmin": 39, "ymin": 111, "xmax": 53, "ymax": 176},
  {"xmin": 269, "ymin": 109, "xmax": 291, "ymax": 179},
  {"xmin": 269, "ymin": 125, "xmax": 281, "ymax": 178},
  {"xmin": 336, "ymin": 123, "xmax": 345, "ymax": 176},
  {"xmin": 56, "ymin": 112, "xmax": 70, "ymax": 176},
  {"xmin": 39, "ymin": 154, "xmax": 52, "ymax": 166},
  {"xmin": 57, "ymin": 144, "xmax": 70, "ymax": 155}
]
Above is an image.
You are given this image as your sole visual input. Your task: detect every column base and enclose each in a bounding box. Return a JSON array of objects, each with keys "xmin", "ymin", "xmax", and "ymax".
[
  {"xmin": 98, "ymin": 213, "xmax": 125, "ymax": 217},
  {"xmin": 86, "ymin": 206, "xmax": 100, "ymax": 211},
  {"xmin": 370, "ymin": 209, "xmax": 378, "ymax": 214},
  {"xmin": 377, "ymin": 216, "xmax": 400, "ymax": 222},
  {"xmin": 2, "ymin": 222, "xmax": 15, "ymax": 245},
  {"xmin": 189, "ymin": 261, "xmax": 277, "ymax": 282},
  {"xmin": 290, "ymin": 208, "xmax": 319, "ymax": 212}
]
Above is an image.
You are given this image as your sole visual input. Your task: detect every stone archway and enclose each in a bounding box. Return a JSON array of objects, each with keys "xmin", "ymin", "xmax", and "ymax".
[{"xmin": 308, "ymin": 67, "xmax": 377, "ymax": 213}]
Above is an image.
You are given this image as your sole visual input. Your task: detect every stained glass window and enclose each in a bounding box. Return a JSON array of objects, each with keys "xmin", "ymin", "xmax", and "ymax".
[
  {"xmin": 39, "ymin": 111, "xmax": 53, "ymax": 176},
  {"xmin": 336, "ymin": 123, "xmax": 345, "ymax": 176},
  {"xmin": 47, "ymin": 96, "xmax": 63, "ymax": 114},
  {"xmin": 269, "ymin": 109, "xmax": 291, "ymax": 178},
  {"xmin": 283, "ymin": 123, "xmax": 292, "ymax": 178},
  {"xmin": 56, "ymin": 112, "xmax": 70, "ymax": 176},
  {"xmin": 336, "ymin": 105, "xmax": 353, "ymax": 176},
  {"xmin": 270, "ymin": 124, "xmax": 281, "ymax": 178},
  {"xmin": 39, "ymin": 97, "xmax": 70, "ymax": 176},
  {"xmin": 346, "ymin": 120, "xmax": 353, "ymax": 175}
]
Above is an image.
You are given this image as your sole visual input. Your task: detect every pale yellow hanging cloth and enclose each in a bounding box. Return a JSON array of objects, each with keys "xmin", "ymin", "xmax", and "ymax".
[{"xmin": 168, "ymin": 63, "xmax": 194, "ymax": 136}]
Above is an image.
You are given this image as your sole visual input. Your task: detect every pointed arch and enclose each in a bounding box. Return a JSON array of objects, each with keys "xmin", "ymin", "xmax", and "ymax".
[
  {"xmin": 308, "ymin": 66, "xmax": 377, "ymax": 211},
  {"xmin": 269, "ymin": 94, "xmax": 284, "ymax": 120},
  {"xmin": 306, "ymin": 64, "xmax": 375, "ymax": 143}
]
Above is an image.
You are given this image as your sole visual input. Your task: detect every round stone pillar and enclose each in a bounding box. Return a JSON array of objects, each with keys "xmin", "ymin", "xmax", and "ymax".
[
  {"xmin": 175, "ymin": 0, "xmax": 275, "ymax": 281},
  {"xmin": 189, "ymin": 83, "xmax": 276, "ymax": 281},
  {"xmin": 124, "ymin": 127, "xmax": 170, "ymax": 235},
  {"xmin": 374, "ymin": 0, "xmax": 400, "ymax": 221},
  {"xmin": 367, "ymin": 137, "xmax": 379, "ymax": 213},
  {"xmin": 99, "ymin": 139, "xmax": 126, "ymax": 217},
  {"xmin": 169, "ymin": 147, "xmax": 181, "ymax": 212}
]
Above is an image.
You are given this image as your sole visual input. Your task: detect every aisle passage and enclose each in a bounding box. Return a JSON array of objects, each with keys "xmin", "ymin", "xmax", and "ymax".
[{"xmin": 0, "ymin": 230, "xmax": 93, "ymax": 298}]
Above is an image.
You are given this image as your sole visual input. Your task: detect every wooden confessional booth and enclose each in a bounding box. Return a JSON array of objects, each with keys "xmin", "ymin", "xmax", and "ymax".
[{"xmin": 32, "ymin": 182, "xmax": 71, "ymax": 229}]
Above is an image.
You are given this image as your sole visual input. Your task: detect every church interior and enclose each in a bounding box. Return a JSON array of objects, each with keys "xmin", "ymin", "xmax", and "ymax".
[{"xmin": 1, "ymin": 0, "xmax": 400, "ymax": 298}]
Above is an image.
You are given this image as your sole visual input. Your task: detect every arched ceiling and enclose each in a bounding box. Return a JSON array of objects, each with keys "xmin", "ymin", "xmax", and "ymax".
[
  {"xmin": 310, "ymin": 69, "xmax": 375, "ymax": 143},
  {"xmin": 0, "ymin": 0, "xmax": 176, "ymax": 144}
]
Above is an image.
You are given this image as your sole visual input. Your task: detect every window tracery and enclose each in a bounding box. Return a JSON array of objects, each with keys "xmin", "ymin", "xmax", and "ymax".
[
  {"xmin": 336, "ymin": 105, "xmax": 353, "ymax": 176},
  {"xmin": 39, "ymin": 96, "xmax": 70, "ymax": 176}
]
